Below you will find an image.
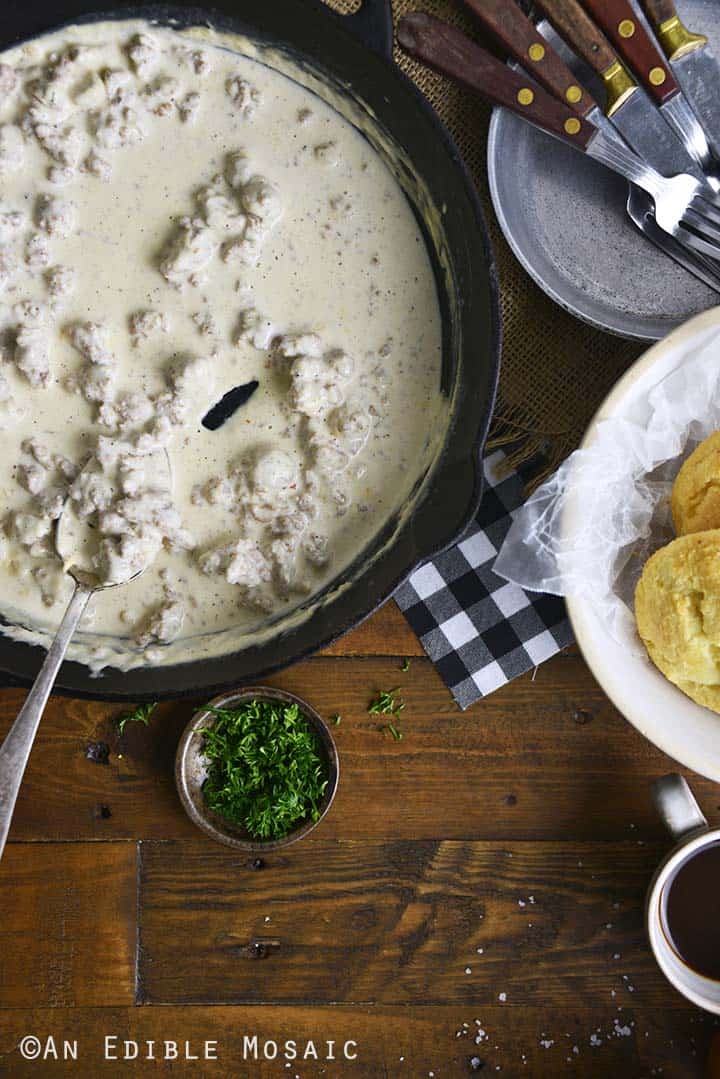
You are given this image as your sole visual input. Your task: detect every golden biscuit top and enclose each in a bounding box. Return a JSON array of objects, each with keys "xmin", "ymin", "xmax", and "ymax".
[
  {"xmin": 672, "ymin": 430, "xmax": 720, "ymax": 534},
  {"xmin": 635, "ymin": 530, "xmax": 720, "ymax": 688}
]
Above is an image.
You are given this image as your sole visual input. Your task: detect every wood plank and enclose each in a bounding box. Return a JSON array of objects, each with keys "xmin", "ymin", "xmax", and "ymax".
[
  {"xmin": 138, "ymin": 838, "xmax": 691, "ymax": 1008},
  {"xmin": 0, "ymin": 844, "xmax": 136, "ymax": 1008},
  {"xmin": 2, "ymin": 653, "xmax": 718, "ymax": 843},
  {"xmin": 0, "ymin": 1004, "xmax": 711, "ymax": 1077},
  {"xmin": 320, "ymin": 600, "xmax": 424, "ymax": 657}
]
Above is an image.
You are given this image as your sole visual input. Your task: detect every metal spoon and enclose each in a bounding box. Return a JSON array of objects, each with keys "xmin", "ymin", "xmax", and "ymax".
[{"xmin": 0, "ymin": 450, "xmax": 170, "ymax": 860}]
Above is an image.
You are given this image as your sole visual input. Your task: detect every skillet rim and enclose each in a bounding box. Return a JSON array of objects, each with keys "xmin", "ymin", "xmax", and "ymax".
[{"xmin": 0, "ymin": 0, "xmax": 501, "ymax": 699}]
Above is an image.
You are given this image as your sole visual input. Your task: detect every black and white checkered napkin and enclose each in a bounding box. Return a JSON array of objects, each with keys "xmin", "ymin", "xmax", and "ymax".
[{"xmin": 395, "ymin": 449, "xmax": 573, "ymax": 709}]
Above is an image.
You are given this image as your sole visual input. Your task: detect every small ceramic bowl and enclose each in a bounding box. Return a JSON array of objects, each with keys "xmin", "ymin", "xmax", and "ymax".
[{"xmin": 175, "ymin": 685, "xmax": 339, "ymax": 850}]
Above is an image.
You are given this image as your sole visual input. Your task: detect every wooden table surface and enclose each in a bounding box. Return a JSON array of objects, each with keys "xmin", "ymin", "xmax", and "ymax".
[{"xmin": 0, "ymin": 601, "xmax": 718, "ymax": 1078}]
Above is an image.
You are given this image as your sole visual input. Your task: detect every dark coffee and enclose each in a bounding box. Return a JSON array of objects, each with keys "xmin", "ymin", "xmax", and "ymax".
[{"xmin": 661, "ymin": 841, "xmax": 720, "ymax": 980}]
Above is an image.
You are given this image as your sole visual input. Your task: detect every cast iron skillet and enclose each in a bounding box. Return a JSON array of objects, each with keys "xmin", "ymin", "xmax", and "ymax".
[{"xmin": 0, "ymin": 0, "xmax": 501, "ymax": 699}]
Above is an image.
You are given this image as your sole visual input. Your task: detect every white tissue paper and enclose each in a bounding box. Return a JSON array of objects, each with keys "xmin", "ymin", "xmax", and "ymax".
[{"xmin": 494, "ymin": 329, "xmax": 720, "ymax": 652}]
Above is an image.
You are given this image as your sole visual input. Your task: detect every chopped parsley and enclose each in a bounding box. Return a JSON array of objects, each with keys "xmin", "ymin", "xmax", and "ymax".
[
  {"xmin": 368, "ymin": 688, "xmax": 406, "ymax": 740},
  {"xmin": 401, "ymin": 658, "xmax": 411, "ymax": 672},
  {"xmin": 331, "ymin": 713, "xmax": 342, "ymax": 726},
  {"xmin": 116, "ymin": 701, "xmax": 157, "ymax": 736},
  {"xmin": 383, "ymin": 722, "xmax": 404, "ymax": 741},
  {"xmin": 368, "ymin": 688, "xmax": 405, "ymax": 717},
  {"xmin": 201, "ymin": 698, "xmax": 329, "ymax": 841}
]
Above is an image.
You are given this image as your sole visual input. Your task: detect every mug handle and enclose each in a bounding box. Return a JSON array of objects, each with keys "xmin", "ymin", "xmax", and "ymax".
[{"xmin": 652, "ymin": 773, "xmax": 709, "ymax": 842}]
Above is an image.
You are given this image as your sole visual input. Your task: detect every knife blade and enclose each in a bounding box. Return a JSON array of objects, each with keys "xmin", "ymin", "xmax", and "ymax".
[
  {"xmin": 579, "ymin": 0, "xmax": 720, "ymax": 181},
  {"xmin": 535, "ymin": 0, "xmax": 705, "ymax": 181},
  {"xmin": 640, "ymin": 0, "xmax": 720, "ymax": 160}
]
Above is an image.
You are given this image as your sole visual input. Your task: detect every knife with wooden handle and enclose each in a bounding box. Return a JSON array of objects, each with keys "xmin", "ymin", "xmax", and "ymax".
[
  {"xmin": 397, "ymin": 12, "xmax": 595, "ymax": 147},
  {"xmin": 579, "ymin": 0, "xmax": 718, "ymax": 177},
  {"xmin": 428, "ymin": 5, "xmax": 720, "ymax": 295},
  {"xmin": 536, "ymin": 0, "xmax": 704, "ymax": 179},
  {"xmin": 641, "ymin": 0, "xmax": 706, "ymax": 57},
  {"xmin": 534, "ymin": 0, "xmax": 636, "ymax": 116},
  {"xmin": 640, "ymin": 0, "xmax": 720, "ymax": 160},
  {"xmin": 460, "ymin": 0, "xmax": 593, "ymax": 114},
  {"xmin": 397, "ymin": 11, "xmax": 720, "ymax": 271}
]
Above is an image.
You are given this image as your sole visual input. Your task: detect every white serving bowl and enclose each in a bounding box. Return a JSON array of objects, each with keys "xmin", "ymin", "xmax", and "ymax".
[{"xmin": 565, "ymin": 306, "xmax": 720, "ymax": 782}]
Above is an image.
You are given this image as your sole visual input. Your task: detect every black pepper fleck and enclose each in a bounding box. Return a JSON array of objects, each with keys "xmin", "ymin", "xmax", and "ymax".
[
  {"xmin": 85, "ymin": 741, "xmax": 110, "ymax": 765},
  {"xmin": 249, "ymin": 857, "xmax": 265, "ymax": 870},
  {"xmin": 572, "ymin": 708, "xmax": 593, "ymax": 725}
]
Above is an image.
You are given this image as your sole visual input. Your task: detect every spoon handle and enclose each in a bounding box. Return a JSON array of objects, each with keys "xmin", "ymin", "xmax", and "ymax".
[{"xmin": 0, "ymin": 582, "xmax": 92, "ymax": 861}]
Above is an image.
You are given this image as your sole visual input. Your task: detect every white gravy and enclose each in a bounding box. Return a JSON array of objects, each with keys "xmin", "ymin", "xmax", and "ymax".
[{"xmin": 0, "ymin": 19, "xmax": 445, "ymax": 671}]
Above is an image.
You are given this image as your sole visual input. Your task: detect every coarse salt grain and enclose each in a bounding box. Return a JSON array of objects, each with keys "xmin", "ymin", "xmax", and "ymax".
[{"xmin": 498, "ymin": 992, "xmax": 507, "ymax": 1002}]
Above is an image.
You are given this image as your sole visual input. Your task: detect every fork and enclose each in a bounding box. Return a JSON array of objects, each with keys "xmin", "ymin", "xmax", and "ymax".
[
  {"xmin": 464, "ymin": 0, "xmax": 720, "ymax": 292},
  {"xmin": 397, "ymin": 12, "xmax": 720, "ymax": 264},
  {"xmin": 627, "ymin": 186, "xmax": 720, "ymax": 293}
]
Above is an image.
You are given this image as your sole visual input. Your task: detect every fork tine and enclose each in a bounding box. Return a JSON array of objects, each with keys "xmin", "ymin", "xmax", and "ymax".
[
  {"xmin": 675, "ymin": 250, "xmax": 720, "ymax": 292},
  {"xmin": 698, "ymin": 183, "xmax": 720, "ymax": 212},
  {"xmin": 690, "ymin": 195, "xmax": 720, "ymax": 229},
  {"xmin": 682, "ymin": 206, "xmax": 720, "ymax": 246},
  {"xmin": 674, "ymin": 224, "xmax": 720, "ymax": 262},
  {"xmin": 639, "ymin": 223, "xmax": 720, "ymax": 293}
]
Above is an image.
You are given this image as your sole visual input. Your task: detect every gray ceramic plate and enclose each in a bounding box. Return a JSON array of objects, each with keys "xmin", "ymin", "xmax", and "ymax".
[{"xmin": 487, "ymin": 0, "xmax": 720, "ymax": 341}]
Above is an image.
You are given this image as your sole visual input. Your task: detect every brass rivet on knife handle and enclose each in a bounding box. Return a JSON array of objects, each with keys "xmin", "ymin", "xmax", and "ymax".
[
  {"xmin": 581, "ymin": 0, "xmax": 679, "ymax": 105},
  {"xmin": 618, "ymin": 19, "xmax": 635, "ymax": 38},
  {"xmin": 601, "ymin": 60, "xmax": 637, "ymax": 117},
  {"xmin": 458, "ymin": 0, "xmax": 596, "ymax": 118},
  {"xmin": 517, "ymin": 87, "xmax": 535, "ymax": 105},
  {"xmin": 657, "ymin": 15, "xmax": 708, "ymax": 62},
  {"xmin": 396, "ymin": 12, "xmax": 597, "ymax": 151},
  {"xmin": 534, "ymin": 0, "xmax": 639, "ymax": 116}
]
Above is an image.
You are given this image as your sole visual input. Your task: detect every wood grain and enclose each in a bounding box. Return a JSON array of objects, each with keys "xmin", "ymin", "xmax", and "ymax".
[
  {"xmin": 320, "ymin": 601, "xmax": 423, "ymax": 656},
  {"xmin": 0, "ymin": 596, "xmax": 713, "ymax": 1074},
  {"xmin": 0, "ymin": 844, "xmax": 136, "ymax": 1008},
  {"xmin": 0, "ymin": 1004, "xmax": 712, "ymax": 1077},
  {"xmin": 138, "ymin": 838, "xmax": 683, "ymax": 1006},
  {"xmin": 3, "ymin": 649, "xmax": 719, "ymax": 843}
]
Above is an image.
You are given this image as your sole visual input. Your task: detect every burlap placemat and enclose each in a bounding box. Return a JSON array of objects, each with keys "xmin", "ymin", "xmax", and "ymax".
[{"xmin": 329, "ymin": 0, "xmax": 645, "ymax": 482}]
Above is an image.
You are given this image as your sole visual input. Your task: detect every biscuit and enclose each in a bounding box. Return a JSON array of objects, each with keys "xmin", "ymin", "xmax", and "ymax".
[
  {"xmin": 672, "ymin": 430, "xmax": 720, "ymax": 534},
  {"xmin": 635, "ymin": 530, "xmax": 720, "ymax": 714}
]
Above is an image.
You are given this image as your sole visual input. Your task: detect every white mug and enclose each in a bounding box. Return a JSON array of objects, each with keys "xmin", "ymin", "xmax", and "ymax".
[{"xmin": 647, "ymin": 774, "xmax": 720, "ymax": 1013}]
